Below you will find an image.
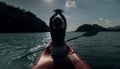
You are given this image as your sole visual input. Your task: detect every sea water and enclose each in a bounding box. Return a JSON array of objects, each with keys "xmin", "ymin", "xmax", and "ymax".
[{"xmin": 0, "ymin": 32, "xmax": 120, "ymax": 69}]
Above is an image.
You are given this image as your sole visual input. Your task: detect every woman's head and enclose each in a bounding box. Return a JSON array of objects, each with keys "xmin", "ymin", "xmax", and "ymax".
[{"xmin": 52, "ymin": 17, "xmax": 64, "ymax": 30}]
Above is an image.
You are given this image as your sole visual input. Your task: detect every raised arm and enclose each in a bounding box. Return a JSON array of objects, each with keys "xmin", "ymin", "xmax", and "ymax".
[
  {"xmin": 49, "ymin": 13, "xmax": 58, "ymax": 29},
  {"xmin": 50, "ymin": 13, "xmax": 58, "ymax": 24},
  {"xmin": 59, "ymin": 13, "xmax": 67, "ymax": 29}
]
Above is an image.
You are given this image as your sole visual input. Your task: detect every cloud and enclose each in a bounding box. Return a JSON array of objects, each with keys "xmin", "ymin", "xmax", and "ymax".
[
  {"xmin": 65, "ymin": 0, "xmax": 77, "ymax": 8},
  {"xmin": 64, "ymin": 14, "xmax": 72, "ymax": 19},
  {"xmin": 97, "ymin": 18, "xmax": 115, "ymax": 27},
  {"xmin": 99, "ymin": 18, "xmax": 112, "ymax": 24},
  {"xmin": 99, "ymin": 18, "xmax": 104, "ymax": 21},
  {"xmin": 104, "ymin": 19, "xmax": 112, "ymax": 24},
  {"xmin": 67, "ymin": 24, "xmax": 77, "ymax": 32}
]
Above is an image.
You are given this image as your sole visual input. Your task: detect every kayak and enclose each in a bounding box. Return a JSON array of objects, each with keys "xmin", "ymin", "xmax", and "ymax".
[{"xmin": 32, "ymin": 42, "xmax": 91, "ymax": 69}]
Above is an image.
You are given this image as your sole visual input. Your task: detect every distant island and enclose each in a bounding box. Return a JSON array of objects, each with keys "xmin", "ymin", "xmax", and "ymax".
[
  {"xmin": 0, "ymin": 2, "xmax": 49, "ymax": 33},
  {"xmin": 76, "ymin": 24, "xmax": 120, "ymax": 32}
]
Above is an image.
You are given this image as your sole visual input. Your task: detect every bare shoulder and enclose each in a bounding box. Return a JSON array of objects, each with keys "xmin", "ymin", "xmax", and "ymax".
[
  {"xmin": 32, "ymin": 49, "xmax": 53, "ymax": 69},
  {"xmin": 66, "ymin": 43, "xmax": 91, "ymax": 69}
]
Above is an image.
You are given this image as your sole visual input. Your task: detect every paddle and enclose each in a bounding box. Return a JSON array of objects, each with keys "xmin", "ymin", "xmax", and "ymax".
[
  {"xmin": 14, "ymin": 30, "xmax": 98, "ymax": 60},
  {"xmin": 66, "ymin": 29, "xmax": 98, "ymax": 42}
]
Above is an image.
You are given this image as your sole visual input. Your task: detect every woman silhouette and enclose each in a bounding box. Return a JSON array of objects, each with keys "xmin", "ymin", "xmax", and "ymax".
[
  {"xmin": 49, "ymin": 9, "xmax": 67, "ymax": 57},
  {"xmin": 50, "ymin": 9, "xmax": 66, "ymax": 43},
  {"xmin": 49, "ymin": 9, "xmax": 75, "ymax": 69}
]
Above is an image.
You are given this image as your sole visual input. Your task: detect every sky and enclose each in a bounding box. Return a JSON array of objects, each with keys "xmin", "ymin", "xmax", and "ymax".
[{"xmin": 0, "ymin": 0, "xmax": 120, "ymax": 31}]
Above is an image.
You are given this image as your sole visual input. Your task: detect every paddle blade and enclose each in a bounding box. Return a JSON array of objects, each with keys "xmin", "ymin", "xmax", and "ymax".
[
  {"xmin": 82, "ymin": 29, "xmax": 98, "ymax": 37},
  {"xmin": 66, "ymin": 29, "xmax": 98, "ymax": 42}
]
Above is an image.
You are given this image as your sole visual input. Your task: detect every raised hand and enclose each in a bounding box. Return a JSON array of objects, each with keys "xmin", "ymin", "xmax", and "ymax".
[{"xmin": 54, "ymin": 9, "xmax": 63, "ymax": 14}]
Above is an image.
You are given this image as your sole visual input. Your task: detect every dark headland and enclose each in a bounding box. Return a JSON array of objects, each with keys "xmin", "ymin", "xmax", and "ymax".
[
  {"xmin": 75, "ymin": 24, "xmax": 120, "ymax": 32},
  {"xmin": 0, "ymin": 2, "xmax": 49, "ymax": 33}
]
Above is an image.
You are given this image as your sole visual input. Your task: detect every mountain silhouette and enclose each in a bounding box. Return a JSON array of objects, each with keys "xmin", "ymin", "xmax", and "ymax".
[
  {"xmin": 75, "ymin": 24, "xmax": 120, "ymax": 32},
  {"xmin": 0, "ymin": 2, "xmax": 49, "ymax": 33},
  {"xmin": 108, "ymin": 26, "xmax": 120, "ymax": 31},
  {"xmin": 75, "ymin": 24, "xmax": 109, "ymax": 32}
]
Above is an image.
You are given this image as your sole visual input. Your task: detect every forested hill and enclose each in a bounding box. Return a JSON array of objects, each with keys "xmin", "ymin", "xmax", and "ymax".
[
  {"xmin": 76, "ymin": 24, "xmax": 120, "ymax": 32},
  {"xmin": 0, "ymin": 2, "xmax": 49, "ymax": 33}
]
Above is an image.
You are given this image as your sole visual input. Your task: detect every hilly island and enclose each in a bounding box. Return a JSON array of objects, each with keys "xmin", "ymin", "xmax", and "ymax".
[
  {"xmin": 76, "ymin": 24, "xmax": 120, "ymax": 32},
  {"xmin": 0, "ymin": 2, "xmax": 49, "ymax": 33}
]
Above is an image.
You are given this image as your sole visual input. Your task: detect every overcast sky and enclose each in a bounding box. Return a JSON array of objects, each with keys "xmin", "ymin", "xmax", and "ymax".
[{"xmin": 0, "ymin": 0, "xmax": 120, "ymax": 31}]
